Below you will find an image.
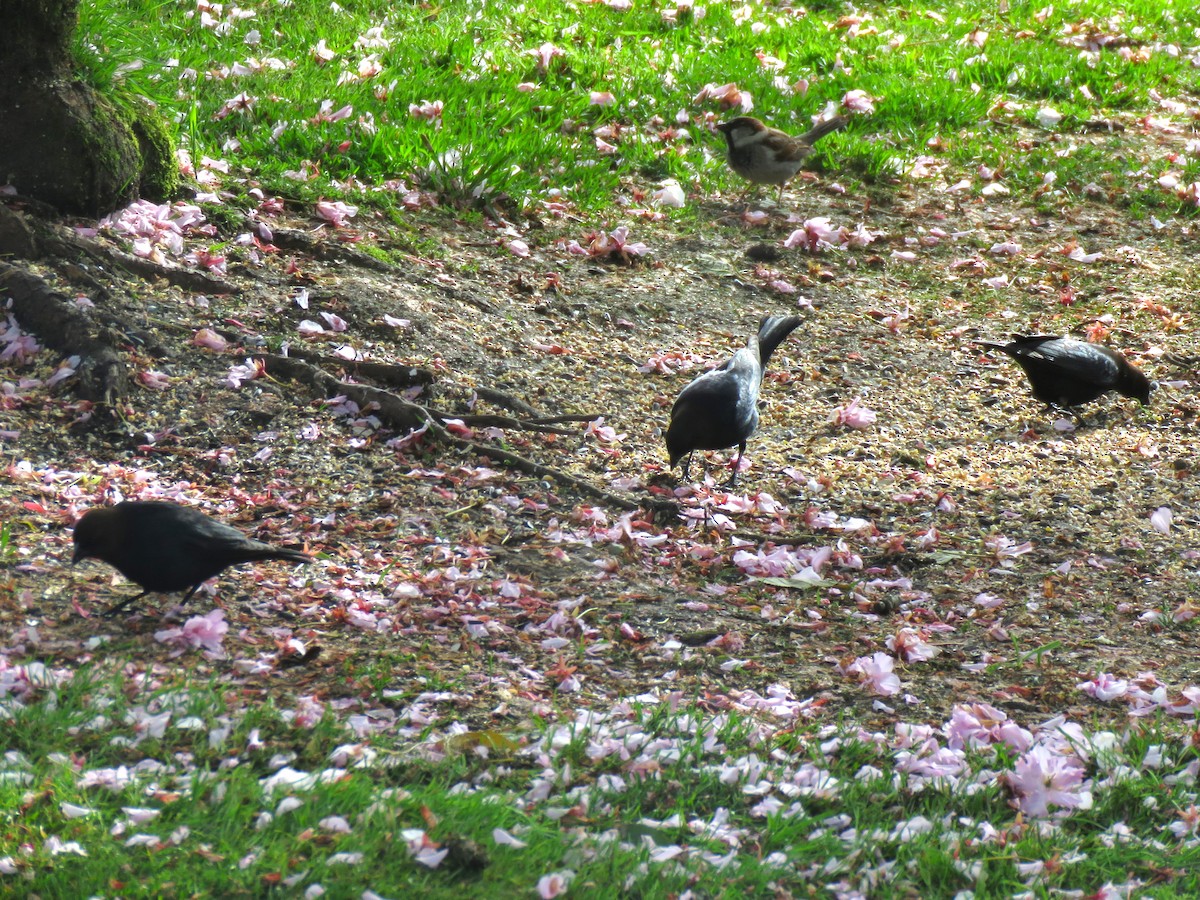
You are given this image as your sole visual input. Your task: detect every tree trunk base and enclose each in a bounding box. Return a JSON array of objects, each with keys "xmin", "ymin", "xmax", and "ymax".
[{"xmin": 0, "ymin": 74, "xmax": 143, "ymax": 217}]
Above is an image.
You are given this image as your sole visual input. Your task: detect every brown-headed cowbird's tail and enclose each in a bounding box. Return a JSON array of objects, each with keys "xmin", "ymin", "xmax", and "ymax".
[
  {"xmin": 798, "ymin": 115, "xmax": 849, "ymax": 147},
  {"xmin": 245, "ymin": 547, "xmax": 313, "ymax": 566},
  {"xmin": 755, "ymin": 315, "xmax": 804, "ymax": 368}
]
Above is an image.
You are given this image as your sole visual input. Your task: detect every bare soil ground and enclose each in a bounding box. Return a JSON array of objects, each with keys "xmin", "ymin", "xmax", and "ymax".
[{"xmin": 3, "ymin": 169, "xmax": 1199, "ymax": 735}]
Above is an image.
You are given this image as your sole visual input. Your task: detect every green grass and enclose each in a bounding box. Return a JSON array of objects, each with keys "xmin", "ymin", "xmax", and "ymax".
[
  {"xmin": 5, "ymin": 663, "xmax": 1200, "ymax": 897},
  {"xmin": 75, "ymin": 0, "xmax": 1200, "ymax": 215}
]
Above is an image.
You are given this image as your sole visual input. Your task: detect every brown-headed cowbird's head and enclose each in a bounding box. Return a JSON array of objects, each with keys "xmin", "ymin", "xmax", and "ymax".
[{"xmin": 72, "ymin": 506, "xmax": 123, "ymax": 564}]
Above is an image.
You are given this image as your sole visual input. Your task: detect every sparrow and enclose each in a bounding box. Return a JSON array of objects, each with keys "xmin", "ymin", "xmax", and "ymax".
[
  {"xmin": 72, "ymin": 501, "xmax": 312, "ymax": 616},
  {"xmin": 976, "ymin": 335, "xmax": 1153, "ymax": 410},
  {"xmin": 666, "ymin": 315, "xmax": 803, "ymax": 485},
  {"xmin": 717, "ymin": 114, "xmax": 849, "ymax": 204}
]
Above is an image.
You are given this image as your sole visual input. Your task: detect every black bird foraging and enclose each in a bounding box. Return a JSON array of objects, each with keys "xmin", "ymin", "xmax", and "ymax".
[
  {"xmin": 666, "ymin": 315, "xmax": 803, "ymax": 485},
  {"xmin": 976, "ymin": 335, "xmax": 1153, "ymax": 410},
  {"xmin": 72, "ymin": 501, "xmax": 312, "ymax": 616}
]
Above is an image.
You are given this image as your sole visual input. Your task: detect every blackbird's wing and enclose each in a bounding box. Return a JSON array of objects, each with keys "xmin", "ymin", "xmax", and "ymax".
[
  {"xmin": 124, "ymin": 504, "xmax": 266, "ymax": 587},
  {"xmin": 670, "ymin": 370, "xmax": 747, "ymax": 451},
  {"xmin": 1008, "ymin": 338, "xmax": 1120, "ymax": 387}
]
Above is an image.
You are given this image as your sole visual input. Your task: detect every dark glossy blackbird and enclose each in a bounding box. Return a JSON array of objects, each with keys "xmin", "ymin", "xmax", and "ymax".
[
  {"xmin": 977, "ymin": 335, "xmax": 1153, "ymax": 409},
  {"xmin": 666, "ymin": 315, "xmax": 803, "ymax": 484},
  {"xmin": 72, "ymin": 501, "xmax": 312, "ymax": 616}
]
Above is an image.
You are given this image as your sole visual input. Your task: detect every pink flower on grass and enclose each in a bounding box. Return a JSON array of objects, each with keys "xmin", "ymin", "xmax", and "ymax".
[
  {"xmin": 783, "ymin": 216, "xmax": 839, "ymax": 252},
  {"xmin": 537, "ymin": 871, "xmax": 575, "ymax": 898},
  {"xmin": 831, "ymin": 397, "xmax": 877, "ymax": 429},
  {"xmin": 693, "ymin": 82, "xmax": 753, "ymax": 112},
  {"xmin": 155, "ymin": 609, "xmax": 228, "ymax": 656},
  {"xmin": 409, "ymin": 99, "xmax": 444, "ymax": 122},
  {"xmin": 846, "ymin": 653, "xmax": 901, "ymax": 696},
  {"xmin": 1005, "ymin": 745, "xmax": 1092, "ymax": 817},
  {"xmin": 1077, "ymin": 673, "xmax": 1130, "ymax": 702},
  {"xmin": 530, "ymin": 42, "xmax": 564, "ymax": 72},
  {"xmin": 841, "ymin": 89, "xmax": 877, "ymax": 114},
  {"xmin": 315, "ymin": 200, "xmax": 358, "ymax": 227},
  {"xmin": 886, "ymin": 628, "xmax": 937, "ymax": 663}
]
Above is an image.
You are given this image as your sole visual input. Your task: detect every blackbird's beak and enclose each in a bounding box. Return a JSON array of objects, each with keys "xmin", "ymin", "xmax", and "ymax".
[{"xmin": 72, "ymin": 546, "xmax": 87, "ymax": 564}]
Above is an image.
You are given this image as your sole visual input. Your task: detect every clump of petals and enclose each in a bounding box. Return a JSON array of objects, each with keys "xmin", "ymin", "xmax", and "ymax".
[
  {"xmin": 315, "ymin": 200, "xmax": 358, "ymax": 227},
  {"xmin": 831, "ymin": 397, "xmax": 876, "ymax": 429},
  {"xmin": 887, "ymin": 628, "xmax": 938, "ymax": 662},
  {"xmin": 1004, "ymin": 745, "xmax": 1092, "ymax": 817},
  {"xmin": 841, "ymin": 89, "xmax": 877, "ymax": 114},
  {"xmin": 846, "ymin": 652, "xmax": 901, "ymax": 696},
  {"xmin": 537, "ymin": 870, "xmax": 575, "ymax": 898},
  {"xmin": 694, "ymin": 82, "xmax": 753, "ymax": 112},
  {"xmin": 155, "ymin": 609, "xmax": 228, "ymax": 657}
]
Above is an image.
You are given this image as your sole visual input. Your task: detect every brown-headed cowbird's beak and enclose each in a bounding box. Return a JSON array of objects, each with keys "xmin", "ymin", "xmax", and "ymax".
[
  {"xmin": 976, "ymin": 335, "xmax": 1152, "ymax": 410},
  {"xmin": 666, "ymin": 315, "xmax": 802, "ymax": 486},
  {"xmin": 72, "ymin": 501, "xmax": 312, "ymax": 616}
]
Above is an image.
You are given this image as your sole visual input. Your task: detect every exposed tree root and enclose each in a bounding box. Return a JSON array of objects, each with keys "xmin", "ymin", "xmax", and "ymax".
[
  {"xmin": 281, "ymin": 345, "xmax": 437, "ymax": 390},
  {"xmin": 0, "ymin": 261, "xmax": 128, "ymax": 405},
  {"xmin": 43, "ymin": 232, "xmax": 239, "ymax": 296},
  {"xmin": 255, "ymin": 352, "xmax": 669, "ymax": 515},
  {"xmin": 254, "ymin": 353, "xmax": 427, "ymax": 432}
]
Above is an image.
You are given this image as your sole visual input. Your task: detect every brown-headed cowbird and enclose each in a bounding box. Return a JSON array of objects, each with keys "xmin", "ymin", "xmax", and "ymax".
[
  {"xmin": 976, "ymin": 335, "xmax": 1153, "ymax": 410},
  {"xmin": 717, "ymin": 115, "xmax": 848, "ymax": 204},
  {"xmin": 72, "ymin": 501, "xmax": 312, "ymax": 616},
  {"xmin": 666, "ymin": 315, "xmax": 803, "ymax": 485}
]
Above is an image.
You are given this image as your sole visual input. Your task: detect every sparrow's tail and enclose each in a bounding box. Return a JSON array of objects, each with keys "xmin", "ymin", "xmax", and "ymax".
[
  {"xmin": 755, "ymin": 316, "xmax": 803, "ymax": 369},
  {"xmin": 799, "ymin": 115, "xmax": 849, "ymax": 147}
]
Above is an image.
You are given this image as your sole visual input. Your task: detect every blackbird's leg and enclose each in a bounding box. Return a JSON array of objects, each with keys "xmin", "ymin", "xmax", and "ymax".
[
  {"xmin": 681, "ymin": 451, "xmax": 694, "ymax": 481},
  {"xmin": 102, "ymin": 589, "xmax": 151, "ymax": 618},
  {"xmin": 727, "ymin": 441, "xmax": 747, "ymax": 488}
]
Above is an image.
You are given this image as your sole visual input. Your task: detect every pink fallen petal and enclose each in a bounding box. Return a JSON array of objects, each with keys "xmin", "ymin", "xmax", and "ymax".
[
  {"xmin": 138, "ymin": 370, "xmax": 172, "ymax": 391},
  {"xmin": 193, "ymin": 328, "xmax": 228, "ymax": 351},
  {"xmin": 298, "ymin": 320, "xmax": 326, "ymax": 337},
  {"xmin": 841, "ymin": 89, "xmax": 877, "ymax": 114},
  {"xmin": 537, "ymin": 871, "xmax": 575, "ymax": 899},
  {"xmin": 492, "ymin": 827, "xmax": 527, "ymax": 848},
  {"xmin": 314, "ymin": 199, "xmax": 358, "ymax": 227},
  {"xmin": 651, "ymin": 182, "xmax": 686, "ymax": 208},
  {"xmin": 1036, "ymin": 107, "xmax": 1063, "ymax": 128},
  {"xmin": 320, "ymin": 311, "xmax": 348, "ymax": 333},
  {"xmin": 1151, "ymin": 507, "xmax": 1173, "ymax": 534},
  {"xmin": 831, "ymin": 397, "xmax": 877, "ymax": 429}
]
